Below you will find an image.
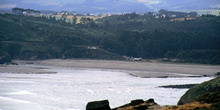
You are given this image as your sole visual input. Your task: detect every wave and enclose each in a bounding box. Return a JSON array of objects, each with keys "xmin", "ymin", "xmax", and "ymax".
[
  {"xmin": 0, "ymin": 96, "xmax": 34, "ymax": 104},
  {"xmin": 6, "ymin": 90, "xmax": 36, "ymax": 95}
]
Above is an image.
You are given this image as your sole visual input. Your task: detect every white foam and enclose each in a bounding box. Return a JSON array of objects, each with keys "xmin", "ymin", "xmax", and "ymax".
[
  {"xmin": 6, "ymin": 91, "xmax": 35, "ymax": 95},
  {"xmin": 0, "ymin": 96, "xmax": 33, "ymax": 104},
  {"xmin": 87, "ymin": 89, "xmax": 95, "ymax": 94}
]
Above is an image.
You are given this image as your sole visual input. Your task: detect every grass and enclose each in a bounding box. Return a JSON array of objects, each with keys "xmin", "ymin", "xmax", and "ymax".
[
  {"xmin": 170, "ymin": 18, "xmax": 195, "ymax": 22},
  {"xmin": 54, "ymin": 15, "xmax": 102, "ymax": 23}
]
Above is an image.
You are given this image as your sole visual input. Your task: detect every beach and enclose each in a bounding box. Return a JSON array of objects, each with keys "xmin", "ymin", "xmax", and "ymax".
[{"xmin": 1, "ymin": 59, "xmax": 219, "ymax": 78}]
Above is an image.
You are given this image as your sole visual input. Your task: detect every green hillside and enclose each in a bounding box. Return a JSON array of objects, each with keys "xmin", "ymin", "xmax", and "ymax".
[
  {"xmin": 178, "ymin": 77, "xmax": 220, "ymax": 108},
  {"xmin": 0, "ymin": 14, "xmax": 120, "ymax": 63},
  {"xmin": 0, "ymin": 13, "xmax": 220, "ymax": 64}
]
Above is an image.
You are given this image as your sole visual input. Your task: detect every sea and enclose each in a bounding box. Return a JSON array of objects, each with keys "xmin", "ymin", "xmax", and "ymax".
[{"xmin": 0, "ymin": 66, "xmax": 213, "ymax": 110}]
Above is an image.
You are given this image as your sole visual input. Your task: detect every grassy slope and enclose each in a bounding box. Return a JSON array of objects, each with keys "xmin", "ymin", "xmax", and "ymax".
[{"xmin": 178, "ymin": 77, "xmax": 220, "ymax": 105}]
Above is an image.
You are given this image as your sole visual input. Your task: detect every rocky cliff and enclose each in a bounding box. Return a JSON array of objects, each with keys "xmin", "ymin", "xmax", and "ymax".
[{"xmin": 178, "ymin": 76, "xmax": 220, "ymax": 105}]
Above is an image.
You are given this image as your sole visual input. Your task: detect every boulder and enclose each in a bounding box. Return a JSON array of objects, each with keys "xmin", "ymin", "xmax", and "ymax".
[
  {"xmin": 86, "ymin": 100, "xmax": 111, "ymax": 110},
  {"xmin": 130, "ymin": 99, "xmax": 144, "ymax": 106},
  {"xmin": 145, "ymin": 98, "xmax": 155, "ymax": 103}
]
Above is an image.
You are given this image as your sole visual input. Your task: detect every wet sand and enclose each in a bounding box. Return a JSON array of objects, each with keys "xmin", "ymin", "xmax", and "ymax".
[{"xmin": 1, "ymin": 59, "xmax": 220, "ymax": 77}]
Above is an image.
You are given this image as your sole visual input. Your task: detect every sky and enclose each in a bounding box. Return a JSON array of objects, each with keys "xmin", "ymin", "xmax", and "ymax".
[
  {"xmin": 0, "ymin": 0, "xmax": 219, "ymax": 13},
  {"xmin": 0, "ymin": 0, "xmax": 161, "ymax": 8}
]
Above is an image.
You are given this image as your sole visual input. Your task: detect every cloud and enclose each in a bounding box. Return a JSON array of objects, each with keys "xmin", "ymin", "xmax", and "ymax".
[
  {"xmin": 211, "ymin": 4, "xmax": 220, "ymax": 8},
  {"xmin": 44, "ymin": 2, "xmax": 59, "ymax": 6},
  {"xmin": 21, "ymin": 0, "xmax": 84, "ymax": 6},
  {"xmin": 0, "ymin": 4, "xmax": 17, "ymax": 8},
  {"xmin": 137, "ymin": 0, "xmax": 160, "ymax": 4}
]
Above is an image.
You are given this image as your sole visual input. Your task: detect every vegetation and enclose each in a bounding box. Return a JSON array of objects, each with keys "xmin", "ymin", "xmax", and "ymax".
[
  {"xmin": 162, "ymin": 77, "xmax": 220, "ymax": 110},
  {"xmin": 194, "ymin": 91, "xmax": 220, "ymax": 110},
  {"xmin": 0, "ymin": 11, "xmax": 220, "ymax": 64},
  {"xmin": 178, "ymin": 77, "xmax": 220, "ymax": 105}
]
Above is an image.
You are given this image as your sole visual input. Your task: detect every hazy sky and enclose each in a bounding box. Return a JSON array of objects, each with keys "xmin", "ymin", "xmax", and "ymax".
[
  {"xmin": 0, "ymin": 0, "xmax": 161, "ymax": 9},
  {"xmin": 0, "ymin": 0, "xmax": 219, "ymax": 13}
]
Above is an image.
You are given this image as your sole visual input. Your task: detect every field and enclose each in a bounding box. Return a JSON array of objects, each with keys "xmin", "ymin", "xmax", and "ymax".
[
  {"xmin": 170, "ymin": 18, "xmax": 195, "ymax": 22},
  {"xmin": 178, "ymin": 9, "xmax": 220, "ymax": 16},
  {"xmin": 196, "ymin": 9, "xmax": 220, "ymax": 15},
  {"xmin": 54, "ymin": 15, "xmax": 102, "ymax": 23}
]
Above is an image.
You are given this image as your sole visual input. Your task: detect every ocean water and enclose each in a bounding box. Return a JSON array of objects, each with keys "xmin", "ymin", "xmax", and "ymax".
[{"xmin": 0, "ymin": 67, "xmax": 213, "ymax": 110}]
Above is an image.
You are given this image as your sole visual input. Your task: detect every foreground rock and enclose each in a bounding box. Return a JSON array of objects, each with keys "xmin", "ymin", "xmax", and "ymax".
[
  {"xmin": 86, "ymin": 99, "xmax": 164, "ymax": 110},
  {"xmin": 86, "ymin": 100, "xmax": 111, "ymax": 110},
  {"xmin": 113, "ymin": 99, "xmax": 163, "ymax": 110}
]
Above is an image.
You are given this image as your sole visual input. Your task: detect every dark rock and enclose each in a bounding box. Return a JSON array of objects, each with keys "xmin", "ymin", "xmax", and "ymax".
[
  {"xmin": 134, "ymin": 105, "xmax": 148, "ymax": 110},
  {"xmin": 145, "ymin": 98, "xmax": 155, "ymax": 103},
  {"xmin": 216, "ymin": 72, "xmax": 220, "ymax": 75},
  {"xmin": 112, "ymin": 98, "xmax": 162, "ymax": 110},
  {"xmin": 86, "ymin": 100, "xmax": 111, "ymax": 110},
  {"xmin": 130, "ymin": 99, "xmax": 144, "ymax": 106},
  {"xmin": 159, "ymin": 84, "xmax": 198, "ymax": 89}
]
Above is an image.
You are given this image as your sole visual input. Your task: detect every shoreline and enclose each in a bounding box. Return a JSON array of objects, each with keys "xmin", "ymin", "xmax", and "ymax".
[{"xmin": 1, "ymin": 59, "xmax": 219, "ymax": 78}]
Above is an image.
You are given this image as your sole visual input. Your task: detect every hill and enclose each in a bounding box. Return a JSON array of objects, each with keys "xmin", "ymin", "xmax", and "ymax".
[
  {"xmin": 0, "ymin": 12, "xmax": 220, "ymax": 64},
  {"xmin": 0, "ymin": 13, "xmax": 121, "ymax": 63}
]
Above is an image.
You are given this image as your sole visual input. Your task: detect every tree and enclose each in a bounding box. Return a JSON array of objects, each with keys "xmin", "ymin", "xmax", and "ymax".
[
  {"xmin": 72, "ymin": 16, "xmax": 77, "ymax": 24},
  {"xmin": 12, "ymin": 8, "xmax": 40, "ymax": 15},
  {"xmin": 80, "ymin": 17, "xmax": 87, "ymax": 24},
  {"xmin": 62, "ymin": 14, "xmax": 68, "ymax": 22}
]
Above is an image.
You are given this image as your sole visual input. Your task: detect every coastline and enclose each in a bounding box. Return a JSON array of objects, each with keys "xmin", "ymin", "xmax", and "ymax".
[
  {"xmin": 1, "ymin": 59, "xmax": 219, "ymax": 78},
  {"xmin": 0, "ymin": 59, "xmax": 218, "ymax": 109}
]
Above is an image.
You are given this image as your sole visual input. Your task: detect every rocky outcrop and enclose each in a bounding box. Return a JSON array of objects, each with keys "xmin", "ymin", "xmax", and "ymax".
[
  {"xmin": 113, "ymin": 99, "xmax": 163, "ymax": 110},
  {"xmin": 86, "ymin": 100, "xmax": 111, "ymax": 110},
  {"xmin": 86, "ymin": 99, "xmax": 163, "ymax": 110},
  {"xmin": 159, "ymin": 84, "xmax": 198, "ymax": 89},
  {"xmin": 178, "ymin": 77, "xmax": 220, "ymax": 105}
]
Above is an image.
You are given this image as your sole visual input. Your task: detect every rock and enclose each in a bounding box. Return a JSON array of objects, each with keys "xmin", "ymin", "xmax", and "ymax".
[
  {"xmin": 158, "ymin": 84, "xmax": 198, "ymax": 89},
  {"xmin": 130, "ymin": 99, "xmax": 144, "ymax": 106},
  {"xmin": 112, "ymin": 99, "xmax": 160, "ymax": 110},
  {"xmin": 134, "ymin": 105, "xmax": 148, "ymax": 110},
  {"xmin": 178, "ymin": 77, "xmax": 220, "ymax": 105},
  {"xmin": 145, "ymin": 98, "xmax": 155, "ymax": 103},
  {"xmin": 86, "ymin": 100, "xmax": 111, "ymax": 110}
]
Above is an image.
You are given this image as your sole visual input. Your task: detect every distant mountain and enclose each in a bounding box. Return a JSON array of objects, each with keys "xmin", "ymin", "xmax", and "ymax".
[
  {"xmin": 153, "ymin": 0, "xmax": 220, "ymax": 10},
  {"xmin": 2, "ymin": 0, "xmax": 220, "ymax": 13},
  {"xmin": 62, "ymin": 0, "xmax": 153, "ymax": 13},
  {"xmin": 16, "ymin": 0, "xmax": 153, "ymax": 14}
]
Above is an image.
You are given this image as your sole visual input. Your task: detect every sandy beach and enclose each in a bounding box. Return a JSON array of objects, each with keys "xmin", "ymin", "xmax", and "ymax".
[{"xmin": 1, "ymin": 59, "xmax": 219, "ymax": 78}]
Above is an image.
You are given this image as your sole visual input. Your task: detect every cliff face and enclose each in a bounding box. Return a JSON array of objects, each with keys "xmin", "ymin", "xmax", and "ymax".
[{"xmin": 178, "ymin": 76, "xmax": 220, "ymax": 105}]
